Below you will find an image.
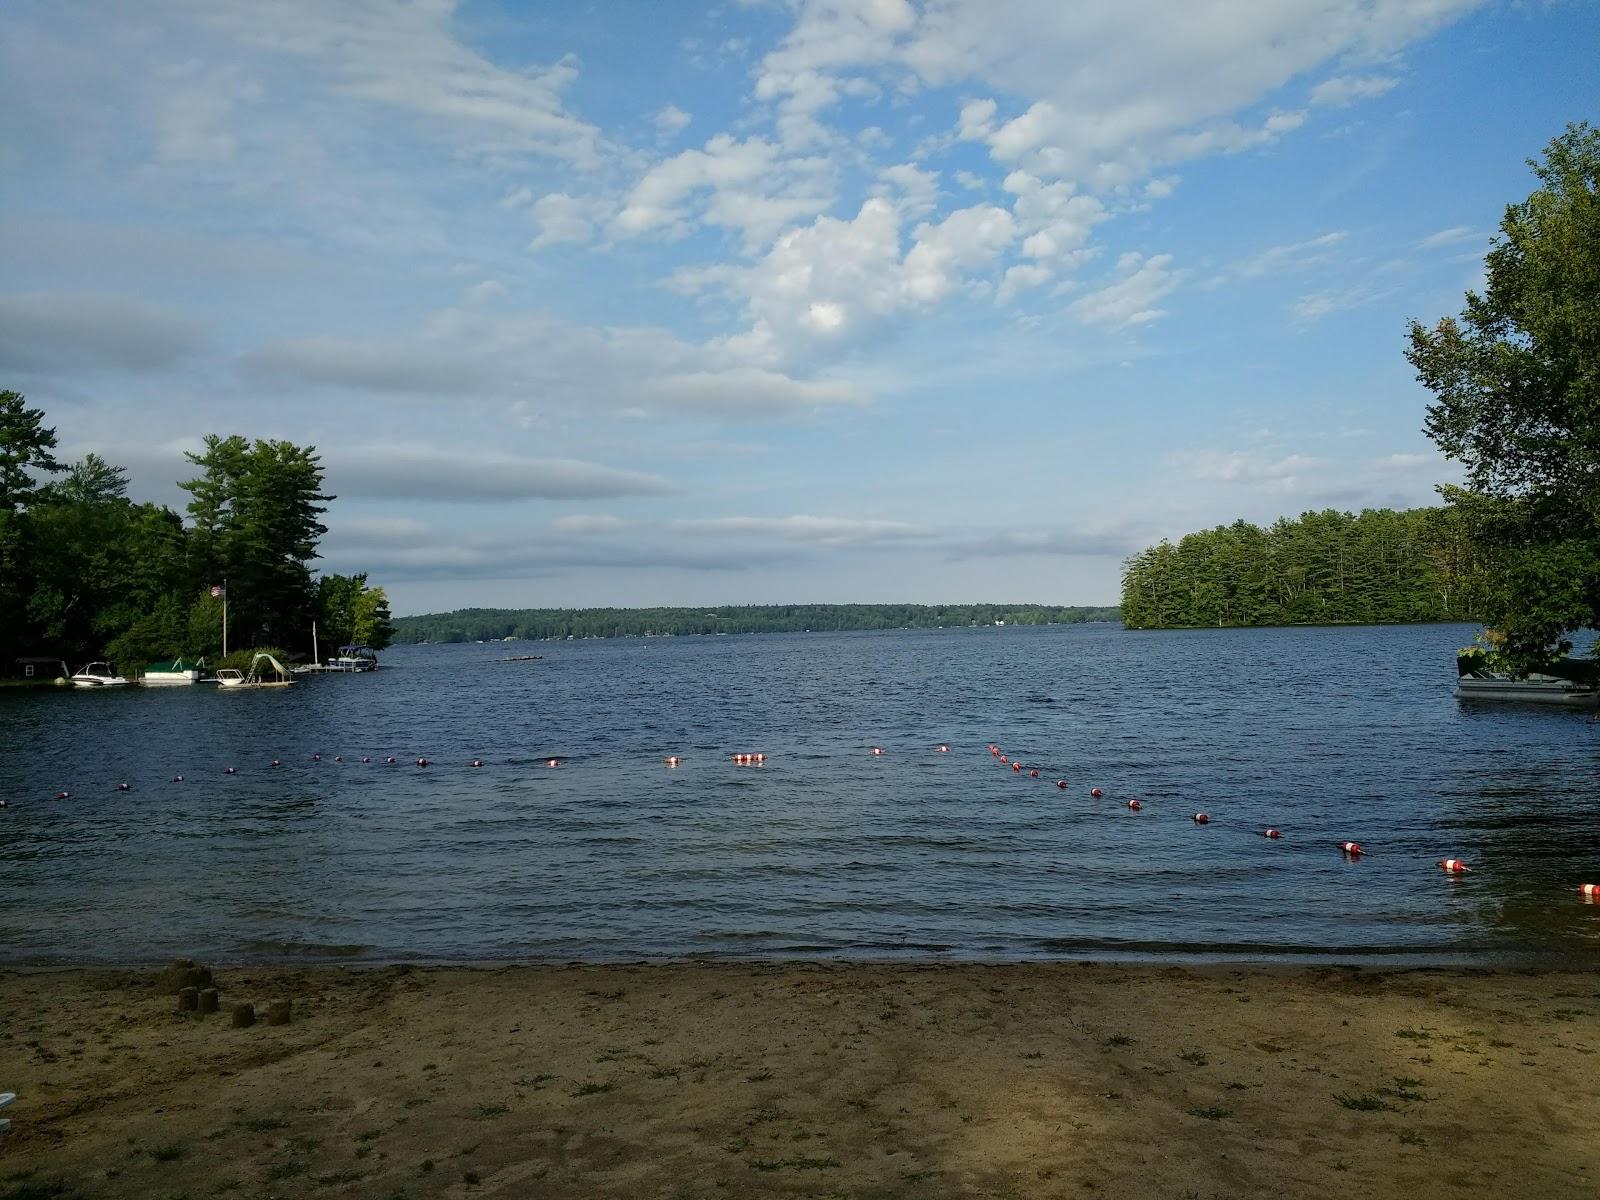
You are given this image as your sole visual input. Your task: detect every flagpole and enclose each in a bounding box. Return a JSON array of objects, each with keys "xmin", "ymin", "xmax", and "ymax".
[{"xmin": 222, "ymin": 580, "xmax": 228, "ymax": 657}]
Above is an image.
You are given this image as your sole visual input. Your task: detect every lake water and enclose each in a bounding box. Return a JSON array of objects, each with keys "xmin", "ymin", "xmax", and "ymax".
[{"xmin": 3, "ymin": 623, "xmax": 1599, "ymax": 966}]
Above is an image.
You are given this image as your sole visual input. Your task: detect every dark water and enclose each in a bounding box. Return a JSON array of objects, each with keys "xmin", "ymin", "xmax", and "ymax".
[{"xmin": 4, "ymin": 623, "xmax": 1599, "ymax": 966}]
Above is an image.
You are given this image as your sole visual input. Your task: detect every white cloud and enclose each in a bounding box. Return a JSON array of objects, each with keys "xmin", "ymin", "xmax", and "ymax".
[
  {"xmin": 528, "ymin": 193, "xmax": 597, "ymax": 250},
  {"xmin": 875, "ymin": 162, "xmax": 940, "ymax": 217},
  {"xmin": 1310, "ymin": 74, "xmax": 1399, "ymax": 107},
  {"xmin": 680, "ymin": 197, "xmax": 1016, "ymax": 360},
  {"xmin": 1067, "ymin": 253, "xmax": 1180, "ymax": 329},
  {"xmin": 654, "ymin": 104, "xmax": 692, "ymax": 135},
  {"xmin": 551, "ymin": 514, "xmax": 632, "ymax": 534},
  {"xmin": 1418, "ymin": 225, "xmax": 1478, "ymax": 250},
  {"xmin": 238, "ymin": 301, "xmax": 864, "ymax": 419},
  {"xmin": 1171, "ymin": 449, "xmax": 1320, "ymax": 487},
  {"xmin": 753, "ymin": 0, "xmax": 918, "ymax": 148},
  {"xmin": 1290, "ymin": 283, "xmax": 1397, "ymax": 325},
  {"xmin": 1003, "ymin": 170, "xmax": 1107, "ymax": 274},
  {"xmin": 612, "ymin": 134, "xmax": 833, "ymax": 250},
  {"xmin": 187, "ymin": 0, "xmax": 606, "ymax": 166},
  {"xmin": 1223, "ymin": 230, "xmax": 1349, "ymax": 283},
  {"xmin": 753, "ymin": 0, "xmax": 1472, "ymax": 185},
  {"xmin": 1376, "ymin": 451, "xmax": 1431, "ymax": 470}
]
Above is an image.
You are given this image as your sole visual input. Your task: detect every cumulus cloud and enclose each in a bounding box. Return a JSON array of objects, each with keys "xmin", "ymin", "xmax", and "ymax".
[
  {"xmin": 528, "ymin": 192, "xmax": 597, "ymax": 250},
  {"xmin": 654, "ymin": 104, "xmax": 692, "ymax": 135},
  {"xmin": 755, "ymin": 0, "xmax": 1471, "ymax": 184},
  {"xmin": 0, "ymin": 292, "xmax": 204, "ymax": 372},
  {"xmin": 678, "ymin": 197, "xmax": 1015, "ymax": 360},
  {"xmin": 1067, "ymin": 253, "xmax": 1181, "ymax": 329},
  {"xmin": 612, "ymin": 134, "xmax": 833, "ymax": 250}
]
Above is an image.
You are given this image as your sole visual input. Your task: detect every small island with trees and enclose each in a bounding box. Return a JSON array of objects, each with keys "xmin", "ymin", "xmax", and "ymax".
[{"xmin": 0, "ymin": 400, "xmax": 393, "ymax": 682}]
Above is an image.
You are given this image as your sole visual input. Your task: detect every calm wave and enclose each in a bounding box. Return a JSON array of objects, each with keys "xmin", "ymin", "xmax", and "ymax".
[{"xmin": 4, "ymin": 623, "xmax": 1599, "ymax": 965}]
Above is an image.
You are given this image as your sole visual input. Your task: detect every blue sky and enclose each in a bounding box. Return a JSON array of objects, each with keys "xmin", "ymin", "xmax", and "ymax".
[{"xmin": 1, "ymin": 0, "xmax": 1591, "ymax": 613}]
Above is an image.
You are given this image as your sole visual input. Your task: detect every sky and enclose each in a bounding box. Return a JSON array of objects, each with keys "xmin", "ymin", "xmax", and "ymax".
[{"xmin": 1, "ymin": 1, "xmax": 1592, "ymax": 614}]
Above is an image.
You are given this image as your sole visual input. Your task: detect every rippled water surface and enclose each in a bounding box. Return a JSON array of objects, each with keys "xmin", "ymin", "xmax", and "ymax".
[{"xmin": 4, "ymin": 623, "xmax": 1600, "ymax": 965}]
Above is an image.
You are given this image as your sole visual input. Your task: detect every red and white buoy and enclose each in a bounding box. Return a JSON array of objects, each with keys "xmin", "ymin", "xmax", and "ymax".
[
  {"xmin": 1090, "ymin": 787, "xmax": 1103, "ymax": 798},
  {"xmin": 754, "ymin": 753, "xmax": 766, "ymax": 763},
  {"xmin": 224, "ymin": 767, "xmax": 237, "ymax": 775},
  {"xmin": 1193, "ymin": 812, "xmax": 1209, "ymax": 824},
  {"xmin": 936, "ymin": 744, "xmax": 950, "ymax": 753},
  {"xmin": 270, "ymin": 760, "xmax": 281, "ymax": 768},
  {"xmin": 1056, "ymin": 779, "xmax": 1068, "ymax": 789},
  {"xmin": 998, "ymin": 754, "xmax": 1008, "ymax": 763},
  {"xmin": 1438, "ymin": 858, "xmax": 1471, "ymax": 874},
  {"xmin": 1339, "ymin": 841, "xmax": 1364, "ymax": 856},
  {"xmin": 664, "ymin": 755, "xmax": 680, "ymax": 767},
  {"xmin": 311, "ymin": 753, "xmax": 321, "ymax": 761},
  {"xmin": 1127, "ymin": 799, "xmax": 1142, "ymax": 811},
  {"xmin": 471, "ymin": 759, "xmax": 483, "ymax": 768},
  {"xmin": 116, "ymin": 782, "xmax": 131, "ymax": 792},
  {"xmin": 55, "ymin": 790, "xmax": 71, "ymax": 799},
  {"xmin": 1581, "ymin": 884, "xmax": 1600, "ymax": 901},
  {"xmin": 1262, "ymin": 828, "xmax": 1280, "ymax": 839},
  {"xmin": 385, "ymin": 756, "xmax": 396, "ymax": 764},
  {"xmin": 871, "ymin": 747, "xmax": 884, "ymax": 756},
  {"xmin": 1029, "ymin": 769, "xmax": 1039, "ymax": 778},
  {"xmin": 1011, "ymin": 761, "xmax": 1022, "ymax": 772},
  {"xmin": 171, "ymin": 775, "xmax": 184, "ymax": 783},
  {"xmin": 547, "ymin": 758, "xmax": 559, "ymax": 768},
  {"xmin": 416, "ymin": 757, "xmax": 429, "ymax": 767}
]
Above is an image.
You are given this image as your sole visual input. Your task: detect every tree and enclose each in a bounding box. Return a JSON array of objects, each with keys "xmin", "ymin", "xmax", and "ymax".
[
  {"xmin": 1406, "ymin": 123, "xmax": 1600, "ymax": 664},
  {"xmin": 352, "ymin": 583, "xmax": 395, "ymax": 649},
  {"xmin": 0, "ymin": 390, "xmax": 64, "ymax": 514},
  {"xmin": 180, "ymin": 435, "xmax": 331, "ymax": 649}
]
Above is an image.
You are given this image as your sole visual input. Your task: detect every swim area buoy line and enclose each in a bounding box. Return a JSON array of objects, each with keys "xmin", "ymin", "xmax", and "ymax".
[{"xmin": 24, "ymin": 739, "xmax": 1591, "ymax": 904}]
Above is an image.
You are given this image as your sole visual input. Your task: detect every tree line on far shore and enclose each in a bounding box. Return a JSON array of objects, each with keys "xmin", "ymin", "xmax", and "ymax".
[
  {"xmin": 1120, "ymin": 507, "xmax": 1482, "ymax": 629},
  {"xmin": 0, "ymin": 394, "xmax": 393, "ymax": 676},
  {"xmin": 393, "ymin": 603, "xmax": 1121, "ymax": 643}
]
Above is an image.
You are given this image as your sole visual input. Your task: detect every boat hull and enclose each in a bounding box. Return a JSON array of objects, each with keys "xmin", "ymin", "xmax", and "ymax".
[
  {"xmin": 142, "ymin": 672, "xmax": 199, "ymax": 685},
  {"xmin": 1457, "ymin": 677, "xmax": 1600, "ymax": 706}
]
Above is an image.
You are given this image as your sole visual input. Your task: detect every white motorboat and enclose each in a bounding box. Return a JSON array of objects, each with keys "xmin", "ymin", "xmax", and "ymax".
[
  {"xmin": 142, "ymin": 657, "xmax": 204, "ymax": 685},
  {"xmin": 215, "ymin": 652, "xmax": 295, "ymax": 689},
  {"xmin": 71, "ymin": 661, "xmax": 129, "ymax": 688}
]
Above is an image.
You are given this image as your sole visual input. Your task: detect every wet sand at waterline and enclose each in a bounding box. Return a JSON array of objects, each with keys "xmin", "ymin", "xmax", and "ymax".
[{"xmin": 4, "ymin": 964, "xmax": 1597, "ymax": 1198}]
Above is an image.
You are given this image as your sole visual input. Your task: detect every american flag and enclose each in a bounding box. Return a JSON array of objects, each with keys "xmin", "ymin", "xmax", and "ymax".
[{"xmin": 210, "ymin": 585, "xmax": 223, "ymax": 597}]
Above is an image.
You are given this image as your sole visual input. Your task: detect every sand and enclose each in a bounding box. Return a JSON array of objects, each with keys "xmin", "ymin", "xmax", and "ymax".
[{"xmin": 2, "ymin": 962, "xmax": 1597, "ymax": 1199}]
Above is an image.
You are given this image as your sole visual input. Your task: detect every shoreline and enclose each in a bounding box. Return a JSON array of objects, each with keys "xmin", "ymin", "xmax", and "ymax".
[{"xmin": 6, "ymin": 960, "xmax": 1597, "ymax": 1198}]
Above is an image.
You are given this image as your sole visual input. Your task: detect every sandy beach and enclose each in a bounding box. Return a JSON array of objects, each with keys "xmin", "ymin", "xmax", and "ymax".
[{"xmin": 3, "ymin": 962, "xmax": 1597, "ymax": 1199}]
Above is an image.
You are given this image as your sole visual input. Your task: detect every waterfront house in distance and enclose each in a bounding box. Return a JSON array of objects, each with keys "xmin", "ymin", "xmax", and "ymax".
[{"xmin": 7, "ymin": 657, "xmax": 69, "ymax": 685}]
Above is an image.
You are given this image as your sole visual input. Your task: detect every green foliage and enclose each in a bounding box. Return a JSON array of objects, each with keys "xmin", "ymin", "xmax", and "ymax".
[
  {"xmin": 392, "ymin": 603, "xmax": 1121, "ymax": 643},
  {"xmin": 1406, "ymin": 124, "xmax": 1600, "ymax": 666},
  {"xmin": 1121, "ymin": 507, "xmax": 1482, "ymax": 628},
  {"xmin": 180, "ymin": 435, "xmax": 331, "ymax": 649},
  {"xmin": 0, "ymin": 391, "xmax": 388, "ymax": 670},
  {"xmin": 317, "ymin": 573, "xmax": 396, "ymax": 651}
]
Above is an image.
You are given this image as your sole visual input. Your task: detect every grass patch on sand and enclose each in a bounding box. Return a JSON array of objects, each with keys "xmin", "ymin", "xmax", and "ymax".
[
  {"xmin": 1103, "ymin": 1034, "xmax": 1134, "ymax": 1048},
  {"xmin": 749, "ymin": 1156, "xmax": 841, "ymax": 1172},
  {"xmin": 1185, "ymin": 1106, "xmax": 1231, "ymax": 1121},
  {"xmin": 572, "ymin": 1082, "xmax": 613, "ymax": 1097},
  {"xmin": 1335, "ymin": 1093, "xmax": 1393, "ymax": 1112}
]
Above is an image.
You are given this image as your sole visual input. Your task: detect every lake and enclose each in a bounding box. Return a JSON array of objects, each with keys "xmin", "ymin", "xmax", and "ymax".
[{"xmin": 3, "ymin": 622, "xmax": 1599, "ymax": 966}]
